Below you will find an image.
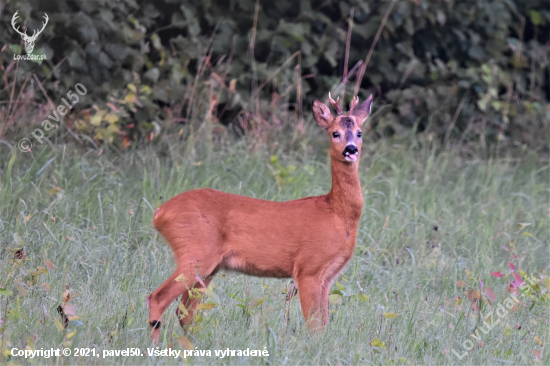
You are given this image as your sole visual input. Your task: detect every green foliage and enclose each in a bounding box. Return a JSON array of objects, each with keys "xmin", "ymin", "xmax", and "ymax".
[{"xmin": 0, "ymin": 0, "xmax": 549, "ymax": 150}]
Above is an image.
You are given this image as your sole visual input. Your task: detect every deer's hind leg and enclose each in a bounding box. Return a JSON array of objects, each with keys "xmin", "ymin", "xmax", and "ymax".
[
  {"xmin": 148, "ymin": 255, "xmax": 221, "ymax": 342},
  {"xmin": 176, "ymin": 274, "xmax": 214, "ymax": 327}
]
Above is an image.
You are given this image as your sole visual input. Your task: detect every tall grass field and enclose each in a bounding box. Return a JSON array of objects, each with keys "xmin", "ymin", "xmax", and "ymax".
[{"xmin": 0, "ymin": 138, "xmax": 548, "ymax": 365}]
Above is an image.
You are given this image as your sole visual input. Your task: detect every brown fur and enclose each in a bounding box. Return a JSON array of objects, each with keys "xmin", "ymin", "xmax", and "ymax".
[{"xmin": 148, "ymin": 95, "xmax": 373, "ymax": 342}]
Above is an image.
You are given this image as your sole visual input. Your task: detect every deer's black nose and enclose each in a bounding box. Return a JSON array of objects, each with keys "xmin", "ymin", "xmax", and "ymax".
[{"xmin": 342, "ymin": 144, "xmax": 358, "ymax": 157}]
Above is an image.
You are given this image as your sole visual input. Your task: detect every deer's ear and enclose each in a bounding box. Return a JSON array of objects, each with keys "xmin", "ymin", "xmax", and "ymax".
[
  {"xmin": 351, "ymin": 94, "xmax": 373, "ymax": 127},
  {"xmin": 312, "ymin": 100, "xmax": 334, "ymax": 130}
]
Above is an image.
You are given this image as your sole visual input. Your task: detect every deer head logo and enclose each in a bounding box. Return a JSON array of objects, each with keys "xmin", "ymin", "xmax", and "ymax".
[{"xmin": 11, "ymin": 11, "xmax": 49, "ymax": 54}]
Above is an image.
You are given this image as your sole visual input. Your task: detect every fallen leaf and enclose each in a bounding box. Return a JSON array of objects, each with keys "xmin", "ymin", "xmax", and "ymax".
[
  {"xmin": 248, "ymin": 298, "xmax": 265, "ymax": 309},
  {"xmin": 370, "ymin": 338, "xmax": 386, "ymax": 348},
  {"xmin": 229, "ymin": 79, "xmax": 237, "ymax": 92},
  {"xmin": 193, "ymin": 314, "xmax": 203, "ymax": 323},
  {"xmin": 54, "ymin": 318, "xmax": 65, "ymax": 331},
  {"xmin": 468, "ymin": 290, "xmax": 481, "ymax": 301},
  {"xmin": 174, "ymin": 274, "xmax": 187, "ymax": 282},
  {"xmin": 67, "ymin": 316, "xmax": 82, "ymax": 321},
  {"xmin": 178, "ymin": 335, "xmax": 193, "ymax": 350},
  {"xmin": 67, "ymin": 331, "xmax": 76, "ymax": 339},
  {"xmin": 485, "ymin": 287, "xmax": 496, "ymax": 301},
  {"xmin": 177, "ymin": 303, "xmax": 188, "ymax": 318},
  {"xmin": 63, "ymin": 290, "xmax": 71, "ymax": 304},
  {"xmin": 45, "ymin": 259, "xmax": 54, "ymax": 270},
  {"xmin": 491, "ymin": 271, "xmax": 505, "ymax": 278},
  {"xmin": 384, "ymin": 312, "xmax": 398, "ymax": 319},
  {"xmin": 511, "ymin": 273, "xmax": 523, "ymax": 289},
  {"xmin": 0, "ymin": 288, "xmax": 13, "ymax": 296},
  {"xmin": 195, "ymin": 274, "xmax": 207, "ymax": 288},
  {"xmin": 534, "ymin": 336, "xmax": 542, "ymax": 346},
  {"xmin": 106, "ymin": 102, "xmax": 119, "ymax": 113},
  {"xmin": 124, "ymin": 93, "xmax": 137, "ymax": 104},
  {"xmin": 532, "ymin": 350, "xmax": 541, "ymax": 361},
  {"xmin": 197, "ymin": 302, "xmax": 216, "ymax": 311},
  {"xmin": 48, "ymin": 186, "xmax": 61, "ymax": 196},
  {"xmin": 64, "ymin": 304, "xmax": 75, "ymax": 316},
  {"xmin": 456, "ymin": 280, "xmax": 466, "ymax": 287},
  {"xmin": 329, "ymin": 294, "xmax": 342, "ymax": 305},
  {"xmin": 518, "ymin": 269, "xmax": 529, "ymax": 280},
  {"xmin": 509, "ymin": 263, "xmax": 515, "ymax": 270},
  {"xmin": 452, "ymin": 296, "xmax": 463, "ymax": 306},
  {"xmin": 540, "ymin": 277, "xmax": 550, "ymax": 291},
  {"xmin": 15, "ymin": 281, "xmax": 28, "ymax": 297},
  {"xmin": 517, "ymin": 222, "xmax": 532, "ymax": 230}
]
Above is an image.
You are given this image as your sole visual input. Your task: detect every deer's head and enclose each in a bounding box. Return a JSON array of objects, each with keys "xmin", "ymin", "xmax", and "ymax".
[
  {"xmin": 11, "ymin": 11, "xmax": 49, "ymax": 54},
  {"xmin": 312, "ymin": 93, "xmax": 373, "ymax": 164}
]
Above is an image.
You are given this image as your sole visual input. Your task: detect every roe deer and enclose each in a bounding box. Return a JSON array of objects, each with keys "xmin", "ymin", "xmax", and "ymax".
[{"xmin": 148, "ymin": 93, "xmax": 373, "ymax": 342}]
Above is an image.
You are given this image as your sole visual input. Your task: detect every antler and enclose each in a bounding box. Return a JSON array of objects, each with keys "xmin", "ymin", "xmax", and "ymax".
[
  {"xmin": 328, "ymin": 92, "xmax": 343, "ymax": 115},
  {"xmin": 348, "ymin": 96, "xmax": 359, "ymax": 114},
  {"xmin": 11, "ymin": 11, "xmax": 27, "ymax": 37},
  {"xmin": 27, "ymin": 13, "xmax": 48, "ymax": 41}
]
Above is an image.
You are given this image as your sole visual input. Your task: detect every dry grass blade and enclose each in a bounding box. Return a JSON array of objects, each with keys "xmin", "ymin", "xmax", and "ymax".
[
  {"xmin": 341, "ymin": 8, "xmax": 354, "ymax": 101},
  {"xmin": 354, "ymin": 0, "xmax": 398, "ymax": 97},
  {"xmin": 32, "ymin": 73, "xmax": 82, "ymax": 143},
  {"xmin": 444, "ymin": 91, "xmax": 469, "ymax": 144}
]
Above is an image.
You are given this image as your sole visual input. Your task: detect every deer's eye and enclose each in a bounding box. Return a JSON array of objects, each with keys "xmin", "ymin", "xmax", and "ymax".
[
  {"xmin": 332, "ymin": 132, "xmax": 340, "ymax": 138},
  {"xmin": 357, "ymin": 131, "xmax": 362, "ymax": 138}
]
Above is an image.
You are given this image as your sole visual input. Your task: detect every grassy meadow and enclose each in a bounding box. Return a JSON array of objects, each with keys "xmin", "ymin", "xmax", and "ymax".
[{"xmin": 0, "ymin": 135, "xmax": 548, "ymax": 365}]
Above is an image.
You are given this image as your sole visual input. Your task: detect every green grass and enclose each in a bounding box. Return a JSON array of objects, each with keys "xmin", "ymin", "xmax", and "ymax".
[{"xmin": 0, "ymin": 138, "xmax": 548, "ymax": 365}]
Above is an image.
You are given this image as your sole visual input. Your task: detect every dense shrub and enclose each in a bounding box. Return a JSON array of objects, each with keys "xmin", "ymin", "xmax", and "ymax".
[{"xmin": 0, "ymin": 0, "xmax": 549, "ymax": 150}]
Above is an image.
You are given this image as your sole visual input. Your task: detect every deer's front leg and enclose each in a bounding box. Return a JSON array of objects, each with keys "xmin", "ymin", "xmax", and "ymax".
[
  {"xmin": 317, "ymin": 255, "xmax": 350, "ymax": 328},
  {"xmin": 296, "ymin": 276, "xmax": 325, "ymax": 331}
]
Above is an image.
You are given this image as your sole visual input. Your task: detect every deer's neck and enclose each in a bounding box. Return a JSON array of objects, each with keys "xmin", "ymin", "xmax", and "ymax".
[{"xmin": 327, "ymin": 160, "xmax": 364, "ymax": 223}]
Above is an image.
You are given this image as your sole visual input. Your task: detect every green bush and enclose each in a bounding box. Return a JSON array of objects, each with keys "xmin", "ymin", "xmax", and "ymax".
[{"xmin": 0, "ymin": 0, "xmax": 549, "ymax": 151}]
